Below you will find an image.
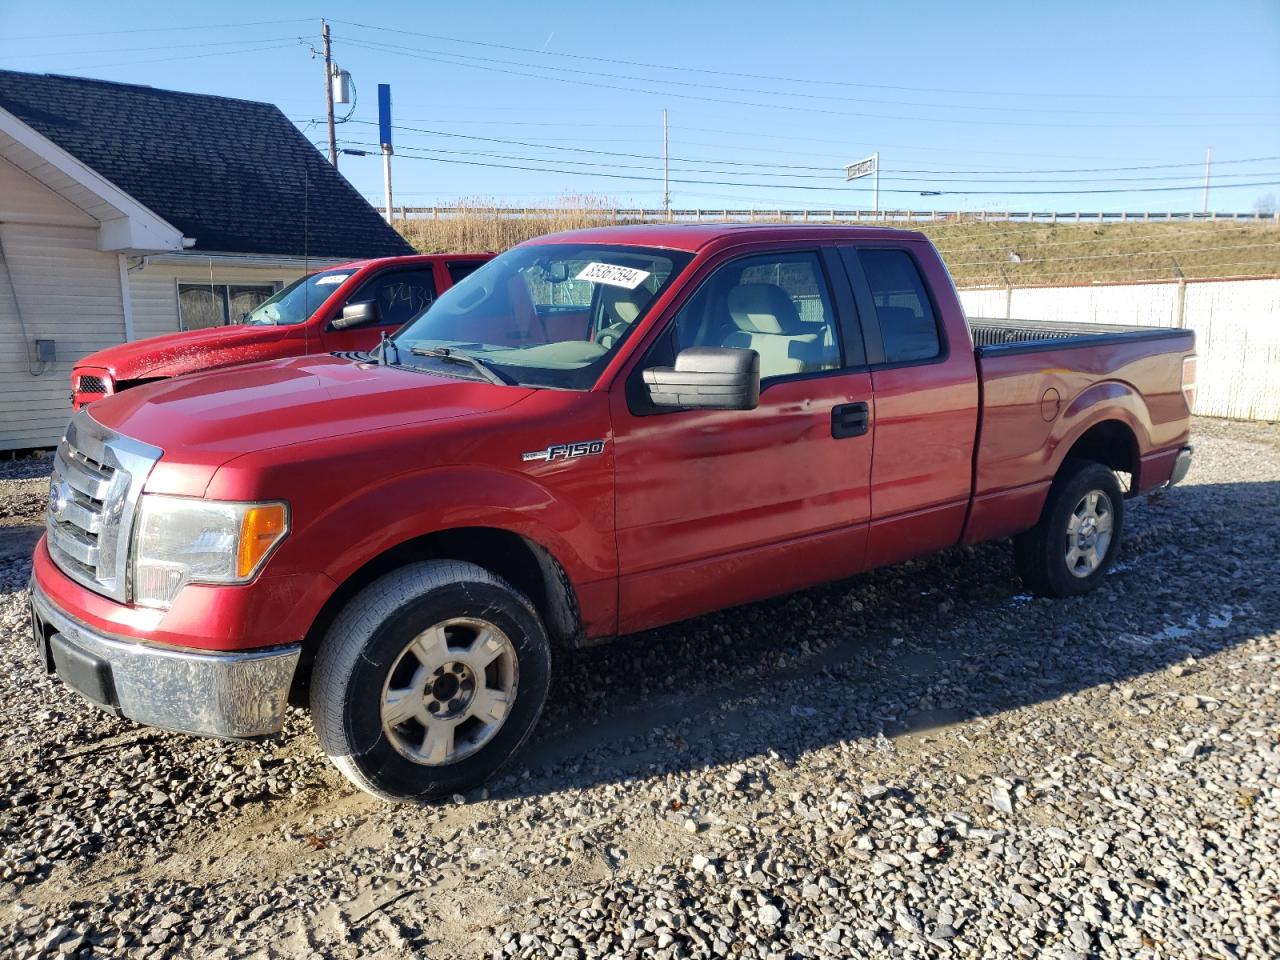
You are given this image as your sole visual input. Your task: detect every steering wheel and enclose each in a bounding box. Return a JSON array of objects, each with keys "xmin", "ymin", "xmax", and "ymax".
[{"xmin": 595, "ymin": 321, "xmax": 630, "ymax": 349}]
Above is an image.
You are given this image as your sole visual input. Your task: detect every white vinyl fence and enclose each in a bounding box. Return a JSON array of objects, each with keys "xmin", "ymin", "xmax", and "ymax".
[{"xmin": 959, "ymin": 277, "xmax": 1280, "ymax": 421}]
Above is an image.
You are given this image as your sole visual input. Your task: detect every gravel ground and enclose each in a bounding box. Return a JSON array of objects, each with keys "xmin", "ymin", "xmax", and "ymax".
[{"xmin": 0, "ymin": 417, "xmax": 1277, "ymax": 960}]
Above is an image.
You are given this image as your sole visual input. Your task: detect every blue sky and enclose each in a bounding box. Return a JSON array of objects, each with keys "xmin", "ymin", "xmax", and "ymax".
[{"xmin": 2, "ymin": 0, "xmax": 1278, "ymax": 212}]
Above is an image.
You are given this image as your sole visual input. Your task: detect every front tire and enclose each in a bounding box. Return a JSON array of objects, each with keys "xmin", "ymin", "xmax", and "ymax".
[
  {"xmin": 311, "ymin": 561, "xmax": 551, "ymax": 803},
  {"xmin": 1014, "ymin": 460, "xmax": 1125, "ymax": 598}
]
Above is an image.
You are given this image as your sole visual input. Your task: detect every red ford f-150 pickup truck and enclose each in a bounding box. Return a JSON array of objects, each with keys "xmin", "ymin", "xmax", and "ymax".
[
  {"xmin": 70, "ymin": 252, "xmax": 493, "ymax": 408},
  {"xmin": 31, "ymin": 224, "xmax": 1195, "ymax": 803}
]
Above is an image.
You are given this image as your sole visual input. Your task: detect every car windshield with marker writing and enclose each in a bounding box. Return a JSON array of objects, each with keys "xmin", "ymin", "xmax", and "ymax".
[
  {"xmin": 391, "ymin": 244, "xmax": 691, "ymax": 389},
  {"xmin": 244, "ymin": 269, "xmax": 353, "ymax": 326}
]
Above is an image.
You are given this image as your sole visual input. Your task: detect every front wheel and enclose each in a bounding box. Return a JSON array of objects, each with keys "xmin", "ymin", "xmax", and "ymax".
[
  {"xmin": 310, "ymin": 561, "xmax": 551, "ymax": 803},
  {"xmin": 1014, "ymin": 460, "xmax": 1125, "ymax": 598}
]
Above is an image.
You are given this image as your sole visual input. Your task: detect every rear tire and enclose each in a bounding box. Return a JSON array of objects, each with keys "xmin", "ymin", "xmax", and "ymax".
[
  {"xmin": 311, "ymin": 560, "xmax": 551, "ymax": 803},
  {"xmin": 1014, "ymin": 460, "xmax": 1124, "ymax": 598}
]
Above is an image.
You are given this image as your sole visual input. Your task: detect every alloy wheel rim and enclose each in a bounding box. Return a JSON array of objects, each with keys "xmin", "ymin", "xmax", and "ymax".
[
  {"xmin": 380, "ymin": 617, "xmax": 518, "ymax": 766},
  {"xmin": 1065, "ymin": 489, "xmax": 1114, "ymax": 578}
]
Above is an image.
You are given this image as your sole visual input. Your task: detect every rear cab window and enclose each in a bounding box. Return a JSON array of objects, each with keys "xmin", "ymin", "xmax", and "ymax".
[
  {"xmin": 447, "ymin": 261, "xmax": 485, "ymax": 285},
  {"xmin": 856, "ymin": 249, "xmax": 942, "ymax": 364}
]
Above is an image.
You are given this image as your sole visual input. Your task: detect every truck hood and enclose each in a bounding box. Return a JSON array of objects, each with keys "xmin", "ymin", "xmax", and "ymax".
[
  {"xmin": 88, "ymin": 354, "xmax": 535, "ymax": 487},
  {"xmin": 78, "ymin": 324, "xmax": 301, "ymax": 380}
]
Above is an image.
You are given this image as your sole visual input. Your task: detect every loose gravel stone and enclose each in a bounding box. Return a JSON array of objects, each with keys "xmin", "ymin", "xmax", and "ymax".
[{"xmin": 0, "ymin": 419, "xmax": 1278, "ymax": 959}]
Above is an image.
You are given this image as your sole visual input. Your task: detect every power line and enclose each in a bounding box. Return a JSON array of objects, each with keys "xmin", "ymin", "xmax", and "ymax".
[
  {"xmin": 336, "ymin": 122, "xmax": 1280, "ymax": 185},
  {"xmin": 3, "ymin": 19, "xmax": 312, "ymax": 41},
  {"xmin": 66, "ymin": 42, "xmax": 305, "ymax": 70},
  {"xmin": 324, "ymin": 37, "xmax": 1256, "ymax": 120},
  {"xmin": 338, "ymin": 37, "xmax": 1263, "ymax": 130},
  {"xmin": 330, "ymin": 19, "xmax": 1280, "ymax": 102},
  {"xmin": 366, "ymin": 137, "xmax": 1280, "ymax": 186},
  {"xmin": 363, "ymin": 117, "xmax": 1280, "ymax": 171},
  {"xmin": 366, "ymin": 145, "xmax": 1280, "ymax": 196},
  {"xmin": 0, "ymin": 36, "xmax": 307, "ymax": 59}
]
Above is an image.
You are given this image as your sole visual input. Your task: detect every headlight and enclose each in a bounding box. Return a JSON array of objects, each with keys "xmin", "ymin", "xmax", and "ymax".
[{"xmin": 132, "ymin": 495, "xmax": 289, "ymax": 609}]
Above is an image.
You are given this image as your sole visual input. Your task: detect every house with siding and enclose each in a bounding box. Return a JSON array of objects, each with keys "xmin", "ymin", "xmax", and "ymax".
[{"xmin": 0, "ymin": 69, "xmax": 412, "ymax": 450}]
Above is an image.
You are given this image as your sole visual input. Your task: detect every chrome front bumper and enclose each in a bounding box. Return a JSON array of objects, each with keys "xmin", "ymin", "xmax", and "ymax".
[
  {"xmin": 29, "ymin": 578, "xmax": 300, "ymax": 739},
  {"xmin": 1168, "ymin": 446, "xmax": 1193, "ymax": 487}
]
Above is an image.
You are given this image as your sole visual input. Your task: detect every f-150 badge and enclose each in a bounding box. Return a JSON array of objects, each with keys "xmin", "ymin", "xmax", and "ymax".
[{"xmin": 522, "ymin": 440, "xmax": 606, "ymax": 463}]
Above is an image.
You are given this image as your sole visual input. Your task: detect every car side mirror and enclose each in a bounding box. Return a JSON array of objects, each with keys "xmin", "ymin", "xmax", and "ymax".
[
  {"xmin": 642, "ymin": 346, "xmax": 760, "ymax": 410},
  {"xmin": 332, "ymin": 300, "xmax": 380, "ymax": 330}
]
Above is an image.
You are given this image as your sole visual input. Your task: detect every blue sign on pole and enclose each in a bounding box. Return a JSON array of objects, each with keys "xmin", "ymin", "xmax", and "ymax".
[{"xmin": 378, "ymin": 84, "xmax": 393, "ymax": 151}]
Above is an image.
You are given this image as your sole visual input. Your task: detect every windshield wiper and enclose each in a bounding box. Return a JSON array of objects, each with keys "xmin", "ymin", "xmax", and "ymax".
[
  {"xmin": 378, "ymin": 331, "xmax": 401, "ymax": 365},
  {"xmin": 409, "ymin": 346, "xmax": 513, "ymax": 385}
]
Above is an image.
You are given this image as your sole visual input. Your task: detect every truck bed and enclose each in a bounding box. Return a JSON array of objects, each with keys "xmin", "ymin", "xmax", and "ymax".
[
  {"xmin": 968, "ymin": 317, "xmax": 1188, "ymax": 354},
  {"xmin": 964, "ymin": 316, "xmax": 1195, "ymax": 545}
]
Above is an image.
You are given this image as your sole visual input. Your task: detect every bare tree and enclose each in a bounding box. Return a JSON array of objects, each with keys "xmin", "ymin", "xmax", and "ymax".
[{"xmin": 1254, "ymin": 193, "xmax": 1277, "ymax": 216}]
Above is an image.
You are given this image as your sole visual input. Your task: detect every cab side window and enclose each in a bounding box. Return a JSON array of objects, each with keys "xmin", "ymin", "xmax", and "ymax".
[
  {"xmin": 447, "ymin": 261, "xmax": 484, "ymax": 285},
  {"xmin": 351, "ymin": 269, "xmax": 437, "ymax": 327},
  {"xmin": 666, "ymin": 251, "xmax": 841, "ymax": 381},
  {"xmin": 859, "ymin": 250, "xmax": 940, "ymax": 363}
]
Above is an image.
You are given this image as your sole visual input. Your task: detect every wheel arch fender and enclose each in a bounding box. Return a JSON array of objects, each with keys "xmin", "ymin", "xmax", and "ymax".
[
  {"xmin": 1050, "ymin": 379, "xmax": 1152, "ymax": 484},
  {"xmin": 279, "ymin": 466, "xmax": 608, "ymax": 691}
]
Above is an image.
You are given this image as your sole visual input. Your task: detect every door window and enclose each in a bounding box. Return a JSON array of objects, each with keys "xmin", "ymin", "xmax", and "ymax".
[
  {"xmin": 859, "ymin": 250, "xmax": 941, "ymax": 363},
  {"xmin": 661, "ymin": 251, "xmax": 841, "ymax": 381},
  {"xmin": 351, "ymin": 269, "xmax": 437, "ymax": 327}
]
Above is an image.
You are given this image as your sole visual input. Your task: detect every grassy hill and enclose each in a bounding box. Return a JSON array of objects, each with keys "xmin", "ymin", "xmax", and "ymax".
[{"xmin": 397, "ymin": 209, "xmax": 1280, "ymax": 288}]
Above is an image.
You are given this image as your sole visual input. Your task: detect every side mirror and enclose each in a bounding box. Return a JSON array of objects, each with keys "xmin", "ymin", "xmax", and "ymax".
[
  {"xmin": 332, "ymin": 299, "xmax": 380, "ymax": 330},
  {"xmin": 643, "ymin": 347, "xmax": 760, "ymax": 410}
]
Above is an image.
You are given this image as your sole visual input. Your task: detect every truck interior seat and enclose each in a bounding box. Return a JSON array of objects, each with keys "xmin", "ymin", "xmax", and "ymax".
[
  {"xmin": 724, "ymin": 282, "xmax": 835, "ymax": 375},
  {"xmin": 599, "ymin": 284, "xmax": 650, "ymax": 327}
]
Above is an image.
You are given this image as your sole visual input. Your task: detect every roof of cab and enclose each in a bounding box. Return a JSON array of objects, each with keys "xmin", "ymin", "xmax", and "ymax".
[
  {"xmin": 522, "ymin": 222, "xmax": 928, "ymax": 253},
  {"xmin": 323, "ymin": 252, "xmax": 494, "ymax": 271}
]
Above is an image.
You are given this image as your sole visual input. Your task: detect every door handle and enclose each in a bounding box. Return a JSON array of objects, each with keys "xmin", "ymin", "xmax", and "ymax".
[{"xmin": 831, "ymin": 401, "xmax": 870, "ymax": 439}]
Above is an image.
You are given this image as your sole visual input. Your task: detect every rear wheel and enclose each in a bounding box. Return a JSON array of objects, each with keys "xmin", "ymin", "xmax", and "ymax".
[
  {"xmin": 311, "ymin": 560, "xmax": 551, "ymax": 803},
  {"xmin": 1014, "ymin": 460, "xmax": 1125, "ymax": 598}
]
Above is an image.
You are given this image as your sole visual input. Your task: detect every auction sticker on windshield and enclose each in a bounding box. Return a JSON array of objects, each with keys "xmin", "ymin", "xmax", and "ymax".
[
  {"xmin": 576, "ymin": 262, "xmax": 651, "ymax": 290},
  {"xmin": 316, "ymin": 274, "xmax": 351, "ymax": 285}
]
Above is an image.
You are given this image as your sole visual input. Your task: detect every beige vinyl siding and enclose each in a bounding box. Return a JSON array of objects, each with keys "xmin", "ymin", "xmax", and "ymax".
[
  {"xmin": 0, "ymin": 222, "xmax": 127, "ymax": 450},
  {"xmin": 0, "ymin": 153, "xmax": 98, "ymax": 228},
  {"xmin": 128, "ymin": 261, "xmax": 318, "ymax": 340}
]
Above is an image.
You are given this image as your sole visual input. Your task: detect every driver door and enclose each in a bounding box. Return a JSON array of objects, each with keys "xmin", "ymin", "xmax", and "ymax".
[
  {"xmin": 609, "ymin": 246, "xmax": 875, "ymax": 634},
  {"xmin": 321, "ymin": 268, "xmax": 438, "ymax": 353}
]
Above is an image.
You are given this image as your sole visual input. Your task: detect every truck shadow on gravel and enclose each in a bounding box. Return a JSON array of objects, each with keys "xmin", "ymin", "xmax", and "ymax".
[{"xmin": 497, "ymin": 478, "xmax": 1278, "ymax": 800}]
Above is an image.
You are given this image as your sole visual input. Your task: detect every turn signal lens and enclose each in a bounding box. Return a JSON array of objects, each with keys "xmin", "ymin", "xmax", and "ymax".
[
  {"xmin": 1181, "ymin": 355, "xmax": 1198, "ymax": 412},
  {"xmin": 134, "ymin": 497, "xmax": 290, "ymax": 609},
  {"xmin": 237, "ymin": 503, "xmax": 289, "ymax": 579}
]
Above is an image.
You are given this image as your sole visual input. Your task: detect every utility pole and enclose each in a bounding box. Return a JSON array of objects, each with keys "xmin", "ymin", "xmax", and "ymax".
[
  {"xmin": 322, "ymin": 19, "xmax": 337, "ymax": 168},
  {"xmin": 662, "ymin": 108, "xmax": 670, "ymax": 220},
  {"xmin": 1201, "ymin": 147, "xmax": 1212, "ymax": 215}
]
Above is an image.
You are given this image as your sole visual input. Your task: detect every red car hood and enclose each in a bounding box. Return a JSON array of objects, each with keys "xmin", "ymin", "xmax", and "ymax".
[
  {"xmin": 77, "ymin": 324, "xmax": 302, "ymax": 380},
  {"xmin": 87, "ymin": 354, "xmax": 534, "ymax": 492}
]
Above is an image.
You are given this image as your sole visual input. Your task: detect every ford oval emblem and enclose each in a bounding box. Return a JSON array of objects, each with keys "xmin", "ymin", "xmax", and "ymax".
[{"xmin": 48, "ymin": 478, "xmax": 69, "ymax": 520}]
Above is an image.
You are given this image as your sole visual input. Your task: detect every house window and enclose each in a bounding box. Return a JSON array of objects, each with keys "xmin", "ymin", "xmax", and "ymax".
[{"xmin": 178, "ymin": 283, "xmax": 278, "ymax": 329}]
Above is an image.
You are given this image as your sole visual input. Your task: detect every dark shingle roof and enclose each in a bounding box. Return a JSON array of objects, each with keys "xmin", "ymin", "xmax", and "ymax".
[{"xmin": 0, "ymin": 70, "xmax": 412, "ymax": 259}]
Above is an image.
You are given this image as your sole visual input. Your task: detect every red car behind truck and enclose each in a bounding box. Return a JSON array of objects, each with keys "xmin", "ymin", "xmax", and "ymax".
[
  {"xmin": 31, "ymin": 224, "xmax": 1195, "ymax": 803},
  {"xmin": 70, "ymin": 253, "xmax": 493, "ymax": 408}
]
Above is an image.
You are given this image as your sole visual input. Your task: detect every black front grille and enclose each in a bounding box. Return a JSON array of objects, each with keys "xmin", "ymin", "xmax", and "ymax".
[{"xmin": 77, "ymin": 375, "xmax": 107, "ymax": 395}]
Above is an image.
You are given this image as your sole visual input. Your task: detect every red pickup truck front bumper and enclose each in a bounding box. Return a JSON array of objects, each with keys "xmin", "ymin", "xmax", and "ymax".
[{"xmin": 29, "ymin": 542, "xmax": 304, "ymax": 739}]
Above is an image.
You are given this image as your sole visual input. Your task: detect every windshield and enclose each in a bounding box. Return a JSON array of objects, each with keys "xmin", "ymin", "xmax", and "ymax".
[
  {"xmin": 244, "ymin": 269, "xmax": 354, "ymax": 326},
  {"xmin": 391, "ymin": 244, "xmax": 691, "ymax": 389}
]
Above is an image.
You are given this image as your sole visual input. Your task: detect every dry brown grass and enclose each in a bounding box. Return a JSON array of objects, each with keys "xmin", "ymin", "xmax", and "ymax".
[
  {"xmin": 395, "ymin": 195, "xmax": 626, "ymax": 255},
  {"xmin": 395, "ymin": 203, "xmax": 1280, "ymax": 288}
]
